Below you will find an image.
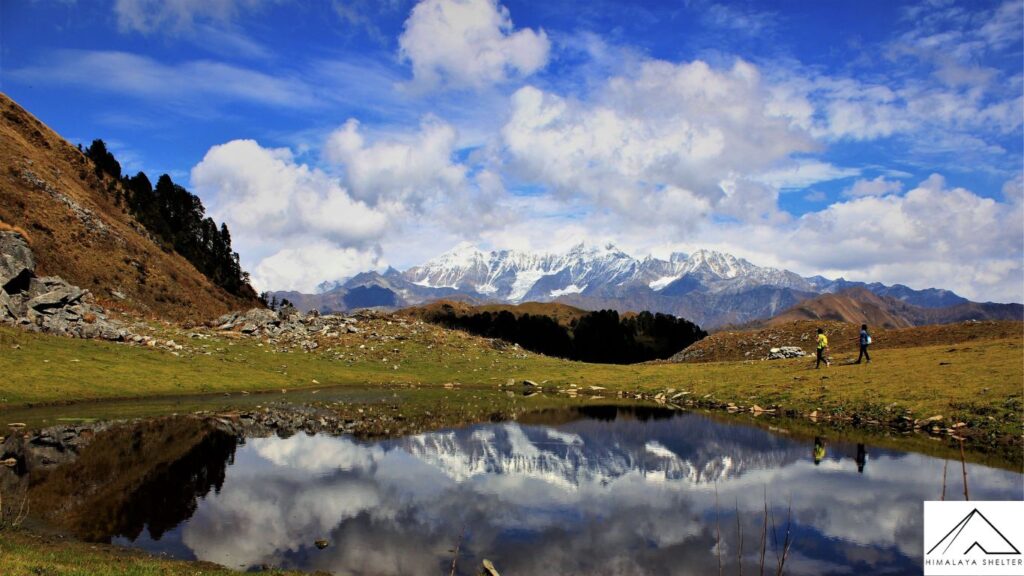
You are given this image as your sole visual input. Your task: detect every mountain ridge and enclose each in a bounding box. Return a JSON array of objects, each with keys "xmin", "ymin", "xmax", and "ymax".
[{"xmin": 271, "ymin": 242, "xmax": 1018, "ymax": 328}]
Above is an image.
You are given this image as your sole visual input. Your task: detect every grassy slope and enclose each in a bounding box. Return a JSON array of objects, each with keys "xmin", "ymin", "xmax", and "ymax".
[
  {"xmin": 0, "ymin": 321, "xmax": 1020, "ymax": 575},
  {"xmin": 1, "ymin": 323, "xmax": 1020, "ymax": 442},
  {"xmin": 0, "ymin": 530, "xmax": 310, "ymax": 576},
  {"xmin": 0, "ymin": 93, "xmax": 257, "ymax": 322}
]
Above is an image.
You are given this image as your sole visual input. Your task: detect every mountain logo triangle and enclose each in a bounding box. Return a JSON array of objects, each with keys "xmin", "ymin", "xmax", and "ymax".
[{"xmin": 924, "ymin": 501, "xmax": 1024, "ymax": 575}]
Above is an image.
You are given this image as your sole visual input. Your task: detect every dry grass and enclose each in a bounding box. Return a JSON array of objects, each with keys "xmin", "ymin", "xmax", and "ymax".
[
  {"xmin": 0, "ymin": 93, "xmax": 258, "ymax": 322},
  {"xmin": 675, "ymin": 319, "xmax": 1023, "ymax": 362},
  {"xmin": 0, "ymin": 530, "xmax": 310, "ymax": 576},
  {"xmin": 0, "ymin": 220, "xmax": 31, "ymax": 243}
]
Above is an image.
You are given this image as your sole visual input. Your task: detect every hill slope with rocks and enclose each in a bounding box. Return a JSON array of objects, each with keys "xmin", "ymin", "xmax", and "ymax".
[
  {"xmin": 670, "ymin": 319, "xmax": 1023, "ymax": 363},
  {"xmin": 0, "ymin": 93, "xmax": 258, "ymax": 322},
  {"xmin": 754, "ymin": 288, "xmax": 1021, "ymax": 330}
]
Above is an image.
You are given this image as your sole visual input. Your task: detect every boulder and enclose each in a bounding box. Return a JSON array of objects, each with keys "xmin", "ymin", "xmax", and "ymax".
[
  {"xmin": 0, "ymin": 232, "xmax": 35, "ymax": 292},
  {"xmin": 245, "ymin": 308, "xmax": 278, "ymax": 325},
  {"xmin": 27, "ymin": 282, "xmax": 86, "ymax": 310},
  {"xmin": 766, "ymin": 346, "xmax": 807, "ymax": 360}
]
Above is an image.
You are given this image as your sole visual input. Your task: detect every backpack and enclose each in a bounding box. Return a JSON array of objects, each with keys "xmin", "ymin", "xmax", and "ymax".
[{"xmin": 866, "ymin": 335, "xmax": 872, "ymax": 345}]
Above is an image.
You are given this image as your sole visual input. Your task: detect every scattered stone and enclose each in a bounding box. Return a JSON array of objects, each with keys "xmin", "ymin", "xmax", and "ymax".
[
  {"xmin": 766, "ymin": 346, "xmax": 807, "ymax": 360},
  {"xmin": 480, "ymin": 559, "xmax": 501, "ymax": 576},
  {"xmin": 0, "ymin": 231, "xmax": 131, "ymax": 341}
]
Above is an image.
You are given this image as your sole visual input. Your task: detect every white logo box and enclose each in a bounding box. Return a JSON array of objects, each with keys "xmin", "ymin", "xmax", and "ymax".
[{"xmin": 924, "ymin": 501, "xmax": 1024, "ymax": 576}]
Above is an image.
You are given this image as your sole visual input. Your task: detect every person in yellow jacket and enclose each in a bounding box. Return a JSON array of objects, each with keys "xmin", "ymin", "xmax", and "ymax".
[{"xmin": 815, "ymin": 327, "xmax": 830, "ymax": 368}]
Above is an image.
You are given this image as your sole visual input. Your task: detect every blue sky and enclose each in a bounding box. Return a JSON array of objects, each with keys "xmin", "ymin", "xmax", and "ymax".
[{"xmin": 2, "ymin": 0, "xmax": 1022, "ymax": 301}]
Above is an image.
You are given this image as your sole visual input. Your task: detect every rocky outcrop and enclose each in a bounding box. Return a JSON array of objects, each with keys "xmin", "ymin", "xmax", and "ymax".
[
  {"xmin": 765, "ymin": 346, "xmax": 807, "ymax": 360},
  {"xmin": 0, "ymin": 231, "xmax": 128, "ymax": 340},
  {"xmin": 212, "ymin": 307, "xmax": 362, "ymax": 350}
]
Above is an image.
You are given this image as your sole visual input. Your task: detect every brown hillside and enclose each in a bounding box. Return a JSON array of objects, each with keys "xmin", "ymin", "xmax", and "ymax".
[
  {"xmin": 401, "ymin": 300, "xmax": 592, "ymax": 326},
  {"xmin": 671, "ymin": 319, "xmax": 1022, "ymax": 363},
  {"xmin": 743, "ymin": 287, "xmax": 1021, "ymax": 332},
  {"xmin": 763, "ymin": 287, "xmax": 915, "ymax": 329},
  {"xmin": 0, "ymin": 93, "xmax": 258, "ymax": 321}
]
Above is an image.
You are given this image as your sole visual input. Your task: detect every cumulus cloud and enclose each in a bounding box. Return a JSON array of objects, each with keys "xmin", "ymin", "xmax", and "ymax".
[
  {"xmin": 735, "ymin": 174, "xmax": 1023, "ymax": 301},
  {"xmin": 251, "ymin": 243, "xmax": 384, "ymax": 295},
  {"xmin": 191, "ymin": 139, "xmax": 389, "ymax": 291},
  {"xmin": 324, "ymin": 117, "xmax": 467, "ymax": 211},
  {"xmin": 193, "ymin": 140, "xmax": 387, "ymax": 245},
  {"xmin": 398, "ymin": 0, "xmax": 550, "ymax": 91},
  {"xmin": 843, "ymin": 176, "xmax": 904, "ymax": 197},
  {"xmin": 501, "ymin": 58, "xmax": 816, "ymax": 226}
]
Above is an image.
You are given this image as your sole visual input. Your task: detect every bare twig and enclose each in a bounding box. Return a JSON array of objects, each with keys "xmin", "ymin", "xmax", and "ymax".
[
  {"xmin": 775, "ymin": 497, "xmax": 793, "ymax": 576},
  {"xmin": 716, "ymin": 483, "xmax": 723, "ymax": 576},
  {"xmin": 759, "ymin": 487, "xmax": 768, "ymax": 576},
  {"xmin": 449, "ymin": 524, "xmax": 467, "ymax": 576},
  {"xmin": 958, "ymin": 439, "xmax": 969, "ymax": 501},
  {"xmin": 941, "ymin": 460, "xmax": 948, "ymax": 501},
  {"xmin": 736, "ymin": 499, "xmax": 743, "ymax": 576}
]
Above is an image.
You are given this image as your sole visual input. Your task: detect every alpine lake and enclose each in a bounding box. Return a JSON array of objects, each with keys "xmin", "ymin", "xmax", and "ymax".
[{"xmin": 2, "ymin": 387, "xmax": 1021, "ymax": 576}]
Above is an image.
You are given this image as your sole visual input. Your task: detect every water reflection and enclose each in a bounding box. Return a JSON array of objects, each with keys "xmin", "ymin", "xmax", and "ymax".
[{"xmin": 59, "ymin": 408, "xmax": 1022, "ymax": 575}]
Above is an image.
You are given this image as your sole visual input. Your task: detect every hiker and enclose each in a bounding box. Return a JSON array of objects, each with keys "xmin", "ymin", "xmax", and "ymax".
[
  {"xmin": 813, "ymin": 437, "xmax": 826, "ymax": 465},
  {"xmin": 856, "ymin": 324, "xmax": 871, "ymax": 364},
  {"xmin": 815, "ymin": 328, "xmax": 830, "ymax": 368},
  {"xmin": 855, "ymin": 444, "xmax": 867, "ymax": 473}
]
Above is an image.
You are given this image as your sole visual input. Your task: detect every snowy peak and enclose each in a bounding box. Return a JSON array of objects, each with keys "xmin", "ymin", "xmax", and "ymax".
[
  {"xmin": 680, "ymin": 249, "xmax": 755, "ymax": 279},
  {"xmin": 402, "ymin": 243, "xmax": 812, "ymax": 303}
]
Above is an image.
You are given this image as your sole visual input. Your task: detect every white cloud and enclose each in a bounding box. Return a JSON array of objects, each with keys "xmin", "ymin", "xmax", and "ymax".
[
  {"xmin": 10, "ymin": 50, "xmax": 313, "ymax": 109},
  {"xmin": 730, "ymin": 174, "xmax": 1023, "ymax": 302},
  {"xmin": 253, "ymin": 243, "xmax": 383, "ymax": 294},
  {"xmin": 398, "ymin": 0, "xmax": 550, "ymax": 91},
  {"xmin": 843, "ymin": 176, "xmax": 904, "ymax": 197},
  {"xmin": 193, "ymin": 139, "xmax": 387, "ymax": 245},
  {"xmin": 113, "ymin": 0, "xmax": 264, "ymax": 33},
  {"xmin": 191, "ymin": 139, "xmax": 389, "ymax": 291},
  {"xmin": 755, "ymin": 159, "xmax": 860, "ymax": 191},
  {"xmin": 323, "ymin": 117, "xmax": 467, "ymax": 211},
  {"xmin": 501, "ymin": 58, "xmax": 816, "ymax": 226}
]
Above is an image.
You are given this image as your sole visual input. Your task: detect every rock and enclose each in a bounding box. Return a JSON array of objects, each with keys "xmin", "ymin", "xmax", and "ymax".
[
  {"xmin": 7, "ymin": 423, "xmax": 26, "ymax": 428},
  {"xmin": 314, "ymin": 539, "xmax": 329, "ymax": 550},
  {"xmin": 480, "ymin": 559, "xmax": 501, "ymax": 576},
  {"xmin": 27, "ymin": 282, "xmax": 85, "ymax": 310},
  {"xmin": 522, "ymin": 380, "xmax": 540, "ymax": 388},
  {"xmin": 926, "ymin": 415, "xmax": 944, "ymax": 422},
  {"xmin": 1, "ymin": 457, "xmax": 16, "ymax": 468},
  {"xmin": 766, "ymin": 346, "xmax": 806, "ymax": 360},
  {"xmin": 0, "ymin": 231, "xmax": 35, "ymax": 292}
]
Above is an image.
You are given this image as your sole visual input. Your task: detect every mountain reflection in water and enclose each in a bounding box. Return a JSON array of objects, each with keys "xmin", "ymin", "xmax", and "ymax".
[{"xmin": 66, "ymin": 407, "xmax": 1020, "ymax": 575}]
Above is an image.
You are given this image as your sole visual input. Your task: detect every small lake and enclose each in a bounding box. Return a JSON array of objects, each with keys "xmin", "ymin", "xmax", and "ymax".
[{"xmin": 36, "ymin": 406, "xmax": 1024, "ymax": 575}]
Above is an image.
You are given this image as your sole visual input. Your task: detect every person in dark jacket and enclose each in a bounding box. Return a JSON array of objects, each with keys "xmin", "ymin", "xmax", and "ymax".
[{"xmin": 856, "ymin": 324, "xmax": 871, "ymax": 364}]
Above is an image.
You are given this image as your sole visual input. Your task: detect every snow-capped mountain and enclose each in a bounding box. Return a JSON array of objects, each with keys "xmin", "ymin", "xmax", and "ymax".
[
  {"xmin": 403, "ymin": 243, "xmax": 804, "ymax": 303},
  {"xmin": 269, "ymin": 242, "xmax": 999, "ymax": 329}
]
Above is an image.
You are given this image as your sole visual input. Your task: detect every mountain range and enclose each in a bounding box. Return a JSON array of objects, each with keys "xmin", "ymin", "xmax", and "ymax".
[{"xmin": 272, "ymin": 242, "xmax": 1021, "ymax": 329}]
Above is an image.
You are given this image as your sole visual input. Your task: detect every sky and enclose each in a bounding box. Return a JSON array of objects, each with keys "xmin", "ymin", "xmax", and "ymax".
[{"xmin": 2, "ymin": 0, "xmax": 1022, "ymax": 302}]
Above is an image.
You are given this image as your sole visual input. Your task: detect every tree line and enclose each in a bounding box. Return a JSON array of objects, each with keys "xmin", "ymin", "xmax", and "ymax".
[
  {"xmin": 426, "ymin": 307, "xmax": 706, "ymax": 364},
  {"xmin": 83, "ymin": 139, "xmax": 255, "ymax": 299}
]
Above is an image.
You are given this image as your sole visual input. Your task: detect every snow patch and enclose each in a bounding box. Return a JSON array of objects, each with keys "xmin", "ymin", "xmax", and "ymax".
[
  {"xmin": 508, "ymin": 269, "xmax": 545, "ymax": 301},
  {"xmin": 649, "ymin": 275, "xmax": 681, "ymax": 291},
  {"xmin": 549, "ymin": 284, "xmax": 586, "ymax": 298}
]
